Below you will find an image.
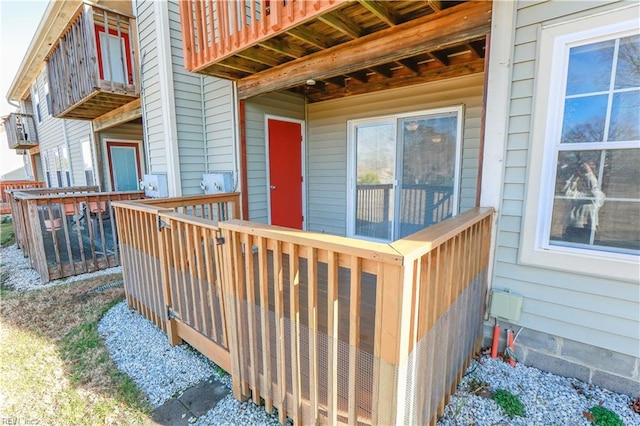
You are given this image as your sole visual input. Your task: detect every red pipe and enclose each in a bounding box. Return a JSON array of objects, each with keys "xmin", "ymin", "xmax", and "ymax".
[{"xmin": 491, "ymin": 323, "xmax": 500, "ymax": 358}]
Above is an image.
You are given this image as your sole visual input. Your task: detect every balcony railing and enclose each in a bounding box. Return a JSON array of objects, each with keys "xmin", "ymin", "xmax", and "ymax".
[
  {"xmin": 46, "ymin": 2, "xmax": 139, "ymax": 120},
  {"xmin": 3, "ymin": 113, "xmax": 38, "ymax": 150},
  {"xmin": 180, "ymin": 0, "xmax": 342, "ymax": 73}
]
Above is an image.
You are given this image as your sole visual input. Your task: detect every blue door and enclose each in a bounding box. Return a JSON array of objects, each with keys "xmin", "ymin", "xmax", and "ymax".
[{"xmin": 108, "ymin": 142, "xmax": 140, "ymax": 191}]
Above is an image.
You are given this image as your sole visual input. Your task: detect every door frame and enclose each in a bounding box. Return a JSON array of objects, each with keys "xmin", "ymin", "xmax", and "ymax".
[
  {"xmin": 264, "ymin": 114, "xmax": 307, "ymax": 230},
  {"xmin": 105, "ymin": 139, "xmax": 142, "ymax": 192},
  {"xmin": 346, "ymin": 106, "xmax": 464, "ymax": 241}
]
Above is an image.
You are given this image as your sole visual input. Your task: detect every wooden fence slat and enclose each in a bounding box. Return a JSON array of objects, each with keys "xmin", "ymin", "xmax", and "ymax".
[
  {"xmin": 273, "ymin": 240, "xmax": 287, "ymax": 424},
  {"xmin": 288, "ymin": 242, "xmax": 301, "ymax": 425},
  {"xmin": 306, "ymin": 246, "xmax": 318, "ymax": 423},
  {"xmin": 348, "ymin": 255, "xmax": 361, "ymax": 425},
  {"xmin": 242, "ymin": 232, "xmax": 260, "ymax": 404},
  {"xmin": 257, "ymin": 236, "xmax": 273, "ymax": 413}
]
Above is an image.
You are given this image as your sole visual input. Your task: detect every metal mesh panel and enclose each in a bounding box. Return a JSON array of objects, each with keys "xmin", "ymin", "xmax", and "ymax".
[{"xmin": 400, "ymin": 272, "xmax": 485, "ymax": 424}]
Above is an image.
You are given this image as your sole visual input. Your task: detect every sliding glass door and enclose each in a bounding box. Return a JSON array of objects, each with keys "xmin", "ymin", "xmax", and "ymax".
[{"xmin": 349, "ymin": 107, "xmax": 463, "ymax": 241}]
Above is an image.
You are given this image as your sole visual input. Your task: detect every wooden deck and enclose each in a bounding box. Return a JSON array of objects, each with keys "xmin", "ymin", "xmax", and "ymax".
[
  {"xmin": 113, "ymin": 194, "xmax": 493, "ymax": 425},
  {"xmin": 180, "ymin": 0, "xmax": 491, "ymax": 101}
]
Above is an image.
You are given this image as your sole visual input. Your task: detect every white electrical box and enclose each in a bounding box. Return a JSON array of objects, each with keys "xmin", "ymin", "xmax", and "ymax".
[
  {"xmin": 141, "ymin": 173, "xmax": 169, "ymax": 198},
  {"xmin": 201, "ymin": 172, "xmax": 234, "ymax": 194},
  {"xmin": 489, "ymin": 290, "xmax": 524, "ymax": 322}
]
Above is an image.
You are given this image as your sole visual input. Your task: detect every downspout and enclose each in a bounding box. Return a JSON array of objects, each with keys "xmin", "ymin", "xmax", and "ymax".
[
  {"xmin": 139, "ymin": 51, "xmax": 151, "ymax": 171},
  {"xmin": 231, "ymin": 81, "xmax": 240, "ymax": 191},
  {"xmin": 201, "ymin": 75, "xmax": 208, "ymax": 174}
]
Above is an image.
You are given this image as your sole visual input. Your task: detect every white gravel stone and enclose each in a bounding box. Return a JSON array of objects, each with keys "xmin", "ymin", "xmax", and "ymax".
[
  {"xmin": 438, "ymin": 357, "xmax": 640, "ymax": 426},
  {"xmin": 0, "ymin": 243, "xmax": 122, "ymax": 291}
]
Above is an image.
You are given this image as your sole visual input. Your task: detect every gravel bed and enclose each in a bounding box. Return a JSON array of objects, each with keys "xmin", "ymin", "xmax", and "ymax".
[
  {"xmin": 99, "ymin": 300, "xmax": 284, "ymax": 424},
  {"xmin": 0, "ymin": 243, "xmax": 122, "ymax": 291},
  {"xmin": 438, "ymin": 356, "xmax": 640, "ymax": 426}
]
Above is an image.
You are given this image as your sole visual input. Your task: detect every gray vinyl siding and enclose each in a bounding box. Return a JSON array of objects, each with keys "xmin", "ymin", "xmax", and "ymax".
[
  {"xmin": 136, "ymin": 0, "xmax": 236, "ymax": 195},
  {"xmin": 306, "ymin": 73, "xmax": 484, "ymax": 236},
  {"xmin": 245, "ymin": 92, "xmax": 305, "ymax": 223},
  {"xmin": 493, "ymin": 0, "xmax": 639, "ymax": 357},
  {"xmin": 98, "ymin": 123, "xmax": 144, "ymax": 191},
  {"xmin": 203, "ymin": 79, "xmax": 235, "ymax": 179},
  {"xmin": 168, "ymin": 0, "xmax": 206, "ymax": 195},
  {"xmin": 31, "ymin": 69, "xmax": 91, "ymax": 188},
  {"xmin": 136, "ymin": 0, "xmax": 165, "ymax": 174}
]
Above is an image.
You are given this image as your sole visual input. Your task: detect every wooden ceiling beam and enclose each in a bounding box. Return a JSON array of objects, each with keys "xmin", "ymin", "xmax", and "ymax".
[
  {"xmin": 92, "ymin": 98, "xmax": 141, "ymax": 132},
  {"xmin": 318, "ymin": 12, "xmax": 364, "ymax": 39},
  {"xmin": 427, "ymin": 0, "xmax": 443, "ymax": 12},
  {"xmin": 428, "ymin": 51, "xmax": 449, "ymax": 66},
  {"xmin": 306, "ymin": 58, "xmax": 485, "ymax": 103},
  {"xmin": 324, "ymin": 76, "xmax": 347, "ymax": 87},
  {"xmin": 347, "ymin": 71, "xmax": 369, "ymax": 84},
  {"xmin": 370, "ymin": 64, "xmax": 394, "ymax": 78},
  {"xmin": 396, "ymin": 59, "xmax": 419, "ymax": 75},
  {"xmin": 236, "ymin": 47, "xmax": 286, "ymax": 67},
  {"xmin": 258, "ymin": 39, "xmax": 307, "ymax": 59},
  {"xmin": 357, "ymin": 0, "xmax": 402, "ymax": 27},
  {"xmin": 287, "ymin": 25, "xmax": 334, "ymax": 49},
  {"xmin": 237, "ymin": 1, "xmax": 492, "ymax": 99},
  {"xmin": 467, "ymin": 40, "xmax": 485, "ymax": 58}
]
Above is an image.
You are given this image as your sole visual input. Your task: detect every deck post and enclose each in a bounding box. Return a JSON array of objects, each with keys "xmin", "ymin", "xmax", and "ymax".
[{"xmin": 220, "ymin": 226, "xmax": 250, "ymax": 402}]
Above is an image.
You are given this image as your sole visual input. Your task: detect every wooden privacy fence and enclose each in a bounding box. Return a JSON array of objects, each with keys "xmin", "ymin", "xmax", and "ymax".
[
  {"xmin": 0, "ymin": 180, "xmax": 45, "ymax": 214},
  {"xmin": 113, "ymin": 193, "xmax": 493, "ymax": 425},
  {"xmin": 180, "ymin": 0, "xmax": 341, "ymax": 72},
  {"xmin": 8, "ymin": 187, "xmax": 144, "ymax": 282}
]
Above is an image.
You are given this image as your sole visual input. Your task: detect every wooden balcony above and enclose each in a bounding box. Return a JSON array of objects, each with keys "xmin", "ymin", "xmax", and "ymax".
[
  {"xmin": 3, "ymin": 113, "xmax": 38, "ymax": 150},
  {"xmin": 45, "ymin": 3, "xmax": 139, "ymax": 120},
  {"xmin": 180, "ymin": 0, "xmax": 492, "ymax": 101}
]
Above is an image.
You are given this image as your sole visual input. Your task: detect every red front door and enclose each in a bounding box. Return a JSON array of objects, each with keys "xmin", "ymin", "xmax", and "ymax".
[{"xmin": 268, "ymin": 118, "xmax": 303, "ymax": 229}]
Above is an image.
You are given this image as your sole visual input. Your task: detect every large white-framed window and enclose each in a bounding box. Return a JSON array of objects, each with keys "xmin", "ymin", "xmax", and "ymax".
[
  {"xmin": 521, "ymin": 6, "xmax": 639, "ymax": 282},
  {"xmin": 347, "ymin": 106, "xmax": 463, "ymax": 242}
]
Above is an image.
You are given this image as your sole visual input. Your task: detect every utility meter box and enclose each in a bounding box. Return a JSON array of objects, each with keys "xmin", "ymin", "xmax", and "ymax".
[
  {"xmin": 489, "ymin": 290, "xmax": 524, "ymax": 322},
  {"xmin": 201, "ymin": 172, "xmax": 234, "ymax": 194},
  {"xmin": 141, "ymin": 173, "xmax": 169, "ymax": 198}
]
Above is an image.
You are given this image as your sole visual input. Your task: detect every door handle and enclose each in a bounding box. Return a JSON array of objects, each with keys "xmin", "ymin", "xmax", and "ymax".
[{"xmin": 270, "ymin": 185, "xmax": 276, "ymax": 190}]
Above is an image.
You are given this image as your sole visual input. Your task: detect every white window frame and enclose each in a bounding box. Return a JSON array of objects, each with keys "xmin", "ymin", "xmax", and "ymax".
[
  {"xmin": 520, "ymin": 5, "xmax": 640, "ymax": 282},
  {"xmin": 346, "ymin": 106, "xmax": 464, "ymax": 242}
]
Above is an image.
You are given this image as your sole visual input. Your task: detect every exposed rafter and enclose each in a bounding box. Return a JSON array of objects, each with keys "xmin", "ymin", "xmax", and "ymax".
[
  {"xmin": 356, "ymin": 0, "xmax": 402, "ymax": 26},
  {"xmin": 318, "ymin": 12, "xmax": 364, "ymax": 39},
  {"xmin": 287, "ymin": 26, "xmax": 334, "ymax": 49}
]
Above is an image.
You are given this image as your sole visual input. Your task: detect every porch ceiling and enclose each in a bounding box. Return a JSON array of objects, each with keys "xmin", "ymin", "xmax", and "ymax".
[{"xmin": 198, "ymin": 0, "xmax": 492, "ymax": 102}]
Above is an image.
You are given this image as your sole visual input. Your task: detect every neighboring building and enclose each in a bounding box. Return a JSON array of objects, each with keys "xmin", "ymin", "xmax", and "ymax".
[
  {"xmin": 6, "ymin": 0, "xmax": 143, "ymax": 192},
  {"xmin": 137, "ymin": 0, "xmax": 638, "ymax": 395}
]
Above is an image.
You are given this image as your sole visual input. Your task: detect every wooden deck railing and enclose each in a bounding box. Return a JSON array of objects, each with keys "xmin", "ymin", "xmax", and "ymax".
[
  {"xmin": 113, "ymin": 193, "xmax": 240, "ymax": 342},
  {"xmin": 3, "ymin": 114, "xmax": 38, "ymax": 150},
  {"xmin": 179, "ymin": 0, "xmax": 342, "ymax": 72},
  {"xmin": 113, "ymin": 193, "xmax": 493, "ymax": 425},
  {"xmin": 1, "ymin": 180, "xmax": 45, "ymax": 214},
  {"xmin": 8, "ymin": 187, "xmax": 144, "ymax": 282},
  {"xmin": 46, "ymin": 2, "xmax": 138, "ymax": 118}
]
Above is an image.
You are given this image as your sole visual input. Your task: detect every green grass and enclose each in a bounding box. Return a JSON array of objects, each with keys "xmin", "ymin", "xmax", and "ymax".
[
  {"xmin": 0, "ymin": 217, "xmax": 15, "ymax": 247},
  {"xmin": 492, "ymin": 389, "xmax": 526, "ymax": 419},
  {"xmin": 0, "ymin": 274, "xmax": 152, "ymax": 424}
]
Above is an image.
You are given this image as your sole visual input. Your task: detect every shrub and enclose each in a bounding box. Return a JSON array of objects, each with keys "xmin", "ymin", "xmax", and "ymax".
[{"xmin": 492, "ymin": 389, "xmax": 525, "ymax": 418}]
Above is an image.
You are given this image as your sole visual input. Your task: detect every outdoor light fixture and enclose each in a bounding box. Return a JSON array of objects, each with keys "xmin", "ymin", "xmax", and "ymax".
[{"xmin": 306, "ymin": 79, "xmax": 316, "ymax": 85}]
